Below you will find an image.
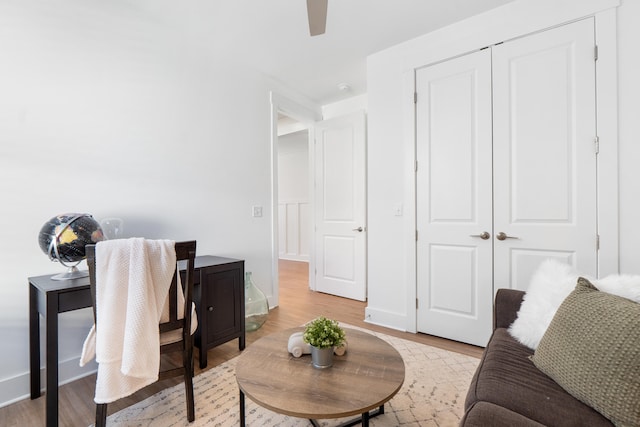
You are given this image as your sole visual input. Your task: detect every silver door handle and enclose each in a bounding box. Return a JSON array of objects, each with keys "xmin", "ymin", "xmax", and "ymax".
[
  {"xmin": 496, "ymin": 232, "xmax": 519, "ymax": 241},
  {"xmin": 470, "ymin": 232, "xmax": 490, "ymax": 240},
  {"xmin": 352, "ymin": 227, "xmax": 364, "ymax": 232}
]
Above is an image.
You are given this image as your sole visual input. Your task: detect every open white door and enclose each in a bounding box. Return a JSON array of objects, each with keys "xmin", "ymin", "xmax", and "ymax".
[{"xmin": 314, "ymin": 111, "xmax": 367, "ymax": 301}]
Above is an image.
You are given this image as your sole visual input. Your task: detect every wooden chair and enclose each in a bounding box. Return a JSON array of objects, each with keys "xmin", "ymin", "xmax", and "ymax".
[{"xmin": 85, "ymin": 240, "xmax": 197, "ymax": 426}]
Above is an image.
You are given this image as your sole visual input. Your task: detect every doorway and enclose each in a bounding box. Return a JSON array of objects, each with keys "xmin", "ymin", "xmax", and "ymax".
[
  {"xmin": 269, "ymin": 92, "xmax": 368, "ymax": 305},
  {"xmin": 270, "ymin": 92, "xmax": 320, "ymax": 305},
  {"xmin": 276, "ymin": 112, "xmax": 312, "ymax": 293},
  {"xmin": 277, "ymin": 114, "xmax": 311, "ymax": 263}
]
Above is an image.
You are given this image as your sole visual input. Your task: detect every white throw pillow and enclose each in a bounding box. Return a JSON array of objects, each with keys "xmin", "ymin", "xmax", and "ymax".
[
  {"xmin": 508, "ymin": 260, "xmax": 578, "ymax": 350},
  {"xmin": 508, "ymin": 259, "xmax": 640, "ymax": 350}
]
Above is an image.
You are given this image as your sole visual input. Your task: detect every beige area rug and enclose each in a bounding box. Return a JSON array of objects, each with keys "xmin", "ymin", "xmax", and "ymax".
[{"xmin": 103, "ymin": 326, "xmax": 480, "ymax": 427}]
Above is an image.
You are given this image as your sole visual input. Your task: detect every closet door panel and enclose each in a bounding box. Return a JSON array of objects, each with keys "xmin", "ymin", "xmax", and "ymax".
[
  {"xmin": 415, "ymin": 49, "xmax": 493, "ymax": 347},
  {"xmin": 492, "ymin": 18, "xmax": 598, "ymax": 291}
]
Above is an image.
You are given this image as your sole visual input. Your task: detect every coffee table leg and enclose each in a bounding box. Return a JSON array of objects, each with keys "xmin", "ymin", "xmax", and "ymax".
[
  {"xmin": 310, "ymin": 404, "xmax": 384, "ymax": 427},
  {"xmin": 361, "ymin": 410, "xmax": 370, "ymax": 427},
  {"xmin": 239, "ymin": 390, "xmax": 245, "ymax": 427}
]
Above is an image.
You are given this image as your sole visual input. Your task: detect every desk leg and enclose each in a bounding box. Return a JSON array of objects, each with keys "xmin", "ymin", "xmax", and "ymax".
[
  {"xmin": 46, "ymin": 293, "xmax": 59, "ymax": 427},
  {"xmin": 29, "ymin": 284, "xmax": 41, "ymax": 399},
  {"xmin": 239, "ymin": 390, "xmax": 245, "ymax": 427}
]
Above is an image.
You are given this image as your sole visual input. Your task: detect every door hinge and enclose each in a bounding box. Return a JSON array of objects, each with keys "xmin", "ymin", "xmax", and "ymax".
[
  {"xmin": 414, "ymin": 92, "xmax": 417, "ymax": 104},
  {"xmin": 594, "ymin": 45, "xmax": 599, "ymax": 61},
  {"xmin": 597, "ymin": 234, "xmax": 600, "ymax": 251},
  {"xmin": 415, "ymin": 230, "xmax": 419, "ymax": 241},
  {"xmin": 594, "ymin": 136, "xmax": 600, "ymax": 154},
  {"xmin": 415, "ymin": 161, "xmax": 418, "ymax": 172},
  {"xmin": 416, "ymin": 298, "xmax": 419, "ymax": 309}
]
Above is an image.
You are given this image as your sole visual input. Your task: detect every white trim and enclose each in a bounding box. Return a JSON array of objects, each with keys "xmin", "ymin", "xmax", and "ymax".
[
  {"xmin": 307, "ymin": 126, "xmax": 317, "ymax": 291},
  {"xmin": 594, "ymin": 8, "xmax": 619, "ymax": 276},
  {"xmin": 0, "ymin": 357, "xmax": 97, "ymax": 409},
  {"xmin": 399, "ymin": 0, "xmax": 619, "ymax": 72},
  {"xmin": 364, "ymin": 307, "xmax": 408, "ymax": 332},
  {"xmin": 403, "ymin": 70, "xmax": 418, "ymax": 334}
]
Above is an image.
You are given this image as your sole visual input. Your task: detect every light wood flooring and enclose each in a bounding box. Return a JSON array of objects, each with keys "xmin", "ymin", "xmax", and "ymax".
[{"xmin": 1, "ymin": 260, "xmax": 483, "ymax": 427}]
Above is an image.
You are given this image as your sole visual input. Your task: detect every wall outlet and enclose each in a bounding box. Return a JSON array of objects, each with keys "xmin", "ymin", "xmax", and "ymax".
[
  {"xmin": 394, "ymin": 204, "xmax": 403, "ymax": 216},
  {"xmin": 252, "ymin": 206, "xmax": 263, "ymax": 217}
]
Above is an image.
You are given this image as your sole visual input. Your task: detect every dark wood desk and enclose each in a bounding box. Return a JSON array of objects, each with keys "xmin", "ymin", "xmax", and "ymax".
[
  {"xmin": 29, "ymin": 274, "xmax": 92, "ymax": 427},
  {"xmin": 29, "ymin": 255, "xmax": 245, "ymax": 427}
]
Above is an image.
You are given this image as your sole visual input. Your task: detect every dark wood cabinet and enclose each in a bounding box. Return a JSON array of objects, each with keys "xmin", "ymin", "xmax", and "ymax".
[{"xmin": 190, "ymin": 256, "xmax": 245, "ymax": 369}]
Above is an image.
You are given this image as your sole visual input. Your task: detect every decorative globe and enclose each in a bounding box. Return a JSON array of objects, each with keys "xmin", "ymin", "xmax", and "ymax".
[{"xmin": 38, "ymin": 213, "xmax": 105, "ymax": 280}]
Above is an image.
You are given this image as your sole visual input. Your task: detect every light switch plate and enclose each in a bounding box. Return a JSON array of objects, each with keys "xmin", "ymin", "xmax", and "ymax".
[{"xmin": 252, "ymin": 206, "xmax": 263, "ymax": 217}]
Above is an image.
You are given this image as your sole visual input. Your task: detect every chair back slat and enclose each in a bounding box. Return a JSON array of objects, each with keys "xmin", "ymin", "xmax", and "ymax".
[{"xmin": 86, "ymin": 245, "xmax": 98, "ymax": 322}]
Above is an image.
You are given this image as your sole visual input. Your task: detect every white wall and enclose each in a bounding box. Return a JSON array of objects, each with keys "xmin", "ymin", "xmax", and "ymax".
[
  {"xmin": 366, "ymin": 0, "xmax": 630, "ymax": 332},
  {"xmin": 277, "ymin": 130, "xmax": 309, "ymax": 261},
  {"xmin": 0, "ymin": 0, "xmax": 317, "ymax": 406}
]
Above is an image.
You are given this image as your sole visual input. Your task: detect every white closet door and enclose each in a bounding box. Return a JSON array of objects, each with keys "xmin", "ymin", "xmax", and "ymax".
[
  {"xmin": 416, "ymin": 49, "xmax": 494, "ymax": 347},
  {"xmin": 492, "ymin": 18, "xmax": 598, "ymax": 291}
]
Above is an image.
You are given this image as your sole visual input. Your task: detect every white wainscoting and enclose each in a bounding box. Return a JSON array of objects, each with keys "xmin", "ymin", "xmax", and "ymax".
[{"xmin": 278, "ymin": 200, "xmax": 309, "ymax": 262}]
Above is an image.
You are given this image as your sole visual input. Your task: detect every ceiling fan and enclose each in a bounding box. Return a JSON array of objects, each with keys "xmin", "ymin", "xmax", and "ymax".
[{"xmin": 307, "ymin": 0, "xmax": 328, "ymax": 36}]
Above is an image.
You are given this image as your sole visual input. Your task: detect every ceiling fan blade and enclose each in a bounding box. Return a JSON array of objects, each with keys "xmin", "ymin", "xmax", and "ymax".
[{"xmin": 307, "ymin": 0, "xmax": 328, "ymax": 36}]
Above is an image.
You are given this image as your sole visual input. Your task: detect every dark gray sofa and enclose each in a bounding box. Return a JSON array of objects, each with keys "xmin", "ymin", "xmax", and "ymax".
[{"xmin": 460, "ymin": 288, "xmax": 614, "ymax": 426}]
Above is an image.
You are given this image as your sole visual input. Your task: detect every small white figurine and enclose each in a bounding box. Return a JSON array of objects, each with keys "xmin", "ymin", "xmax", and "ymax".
[
  {"xmin": 287, "ymin": 332, "xmax": 348, "ymax": 357},
  {"xmin": 287, "ymin": 332, "xmax": 310, "ymax": 357}
]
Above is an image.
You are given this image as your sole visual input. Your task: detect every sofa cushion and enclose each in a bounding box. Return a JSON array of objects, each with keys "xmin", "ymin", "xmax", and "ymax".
[
  {"xmin": 532, "ymin": 278, "xmax": 640, "ymax": 427},
  {"xmin": 461, "ymin": 401, "xmax": 545, "ymax": 427},
  {"xmin": 466, "ymin": 328, "xmax": 612, "ymax": 426}
]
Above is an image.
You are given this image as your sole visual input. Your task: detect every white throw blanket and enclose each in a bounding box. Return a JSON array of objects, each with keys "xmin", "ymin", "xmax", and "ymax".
[{"xmin": 80, "ymin": 238, "xmax": 186, "ymax": 403}]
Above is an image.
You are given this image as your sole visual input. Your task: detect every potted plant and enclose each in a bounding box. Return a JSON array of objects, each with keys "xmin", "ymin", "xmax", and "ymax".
[{"xmin": 303, "ymin": 316, "xmax": 346, "ymax": 368}]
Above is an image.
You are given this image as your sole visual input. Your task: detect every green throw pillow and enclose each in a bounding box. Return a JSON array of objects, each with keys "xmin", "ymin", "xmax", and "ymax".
[{"xmin": 531, "ymin": 278, "xmax": 640, "ymax": 427}]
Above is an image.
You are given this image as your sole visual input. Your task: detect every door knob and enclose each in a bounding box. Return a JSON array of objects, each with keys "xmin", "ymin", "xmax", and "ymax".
[
  {"xmin": 352, "ymin": 227, "xmax": 364, "ymax": 232},
  {"xmin": 470, "ymin": 232, "xmax": 490, "ymax": 240},
  {"xmin": 496, "ymin": 232, "xmax": 519, "ymax": 241}
]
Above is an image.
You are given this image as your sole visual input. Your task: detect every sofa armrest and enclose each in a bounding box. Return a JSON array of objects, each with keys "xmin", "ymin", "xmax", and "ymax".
[{"xmin": 493, "ymin": 288, "xmax": 525, "ymax": 330}]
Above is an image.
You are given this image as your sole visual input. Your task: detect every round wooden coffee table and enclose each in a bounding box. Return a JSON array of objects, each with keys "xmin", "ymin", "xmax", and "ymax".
[{"xmin": 235, "ymin": 327, "xmax": 405, "ymax": 426}]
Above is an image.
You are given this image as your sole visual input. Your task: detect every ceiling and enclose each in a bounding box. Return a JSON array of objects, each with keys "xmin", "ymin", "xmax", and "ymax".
[{"xmin": 139, "ymin": 0, "xmax": 516, "ymax": 105}]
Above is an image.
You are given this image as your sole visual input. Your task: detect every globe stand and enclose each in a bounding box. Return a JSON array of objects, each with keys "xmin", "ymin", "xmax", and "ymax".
[{"xmin": 51, "ymin": 265, "xmax": 89, "ymax": 281}]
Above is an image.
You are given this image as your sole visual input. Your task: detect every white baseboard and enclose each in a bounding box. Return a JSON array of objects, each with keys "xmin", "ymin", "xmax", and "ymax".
[
  {"xmin": 0, "ymin": 357, "xmax": 97, "ymax": 409},
  {"xmin": 364, "ymin": 307, "xmax": 408, "ymax": 332}
]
